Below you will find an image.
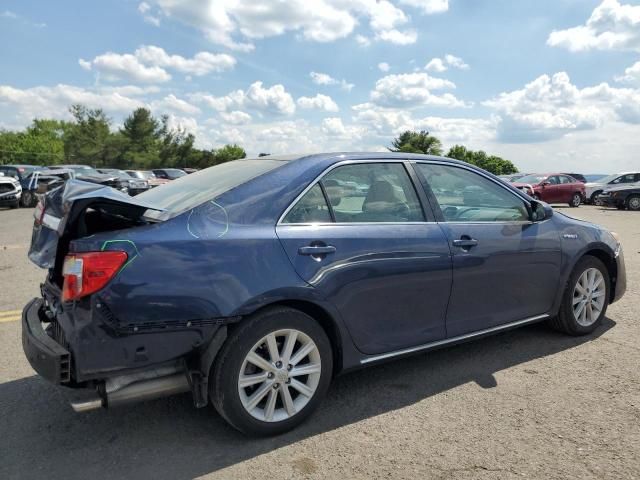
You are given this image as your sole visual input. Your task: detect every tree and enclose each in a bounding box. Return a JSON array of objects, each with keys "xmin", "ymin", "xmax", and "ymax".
[
  {"xmin": 389, "ymin": 130, "xmax": 443, "ymax": 156},
  {"xmin": 64, "ymin": 105, "xmax": 112, "ymax": 166},
  {"xmin": 157, "ymin": 116, "xmax": 196, "ymax": 168},
  {"xmin": 446, "ymin": 145, "xmax": 518, "ymax": 175},
  {"xmin": 213, "ymin": 144, "xmax": 246, "ymax": 164}
]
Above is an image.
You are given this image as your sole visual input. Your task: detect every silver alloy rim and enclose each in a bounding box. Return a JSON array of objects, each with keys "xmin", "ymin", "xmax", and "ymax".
[
  {"xmin": 572, "ymin": 194, "xmax": 581, "ymax": 206},
  {"xmin": 572, "ymin": 268, "xmax": 606, "ymax": 327},
  {"xmin": 629, "ymin": 197, "xmax": 640, "ymax": 210},
  {"xmin": 238, "ymin": 329, "xmax": 321, "ymax": 422}
]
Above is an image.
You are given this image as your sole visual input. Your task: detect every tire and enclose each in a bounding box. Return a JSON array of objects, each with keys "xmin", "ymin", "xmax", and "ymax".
[
  {"xmin": 590, "ymin": 191, "xmax": 602, "ymax": 205},
  {"xmin": 210, "ymin": 306, "xmax": 333, "ymax": 436},
  {"xmin": 627, "ymin": 195, "xmax": 640, "ymax": 211},
  {"xmin": 548, "ymin": 256, "xmax": 610, "ymax": 336},
  {"xmin": 569, "ymin": 193, "xmax": 581, "ymax": 207},
  {"xmin": 20, "ymin": 191, "xmax": 35, "ymax": 208}
]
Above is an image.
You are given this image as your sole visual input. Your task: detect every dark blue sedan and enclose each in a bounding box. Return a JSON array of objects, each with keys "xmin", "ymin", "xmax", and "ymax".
[{"xmin": 22, "ymin": 153, "xmax": 626, "ymax": 435}]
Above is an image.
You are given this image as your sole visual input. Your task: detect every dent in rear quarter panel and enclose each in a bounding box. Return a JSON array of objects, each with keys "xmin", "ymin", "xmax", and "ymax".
[{"xmin": 68, "ymin": 200, "xmax": 350, "ymax": 378}]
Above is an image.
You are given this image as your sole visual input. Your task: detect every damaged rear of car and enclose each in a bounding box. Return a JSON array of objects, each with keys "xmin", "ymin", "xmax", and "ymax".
[{"xmin": 22, "ymin": 158, "xmax": 292, "ymax": 415}]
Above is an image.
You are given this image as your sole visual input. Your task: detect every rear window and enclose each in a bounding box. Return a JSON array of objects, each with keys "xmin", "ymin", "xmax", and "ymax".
[{"xmin": 137, "ymin": 159, "xmax": 283, "ymax": 215}]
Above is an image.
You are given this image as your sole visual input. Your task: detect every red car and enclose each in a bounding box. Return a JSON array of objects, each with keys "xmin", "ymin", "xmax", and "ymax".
[{"xmin": 513, "ymin": 173, "xmax": 585, "ymax": 207}]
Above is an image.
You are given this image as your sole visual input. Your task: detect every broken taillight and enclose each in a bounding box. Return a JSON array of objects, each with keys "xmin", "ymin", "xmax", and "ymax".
[
  {"xmin": 34, "ymin": 199, "xmax": 45, "ymax": 225},
  {"xmin": 62, "ymin": 251, "xmax": 128, "ymax": 301}
]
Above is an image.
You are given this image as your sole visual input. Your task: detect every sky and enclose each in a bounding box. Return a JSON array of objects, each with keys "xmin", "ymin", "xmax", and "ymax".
[{"xmin": 1, "ymin": 0, "xmax": 640, "ymax": 172}]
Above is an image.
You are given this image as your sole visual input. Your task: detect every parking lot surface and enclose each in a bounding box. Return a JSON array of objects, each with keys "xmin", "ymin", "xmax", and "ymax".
[{"xmin": 0, "ymin": 206, "xmax": 638, "ymax": 479}]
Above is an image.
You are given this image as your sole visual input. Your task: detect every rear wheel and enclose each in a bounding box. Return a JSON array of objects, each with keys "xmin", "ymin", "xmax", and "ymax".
[
  {"xmin": 548, "ymin": 256, "xmax": 609, "ymax": 336},
  {"xmin": 210, "ymin": 307, "xmax": 333, "ymax": 436},
  {"xmin": 569, "ymin": 193, "xmax": 581, "ymax": 207},
  {"xmin": 627, "ymin": 195, "xmax": 640, "ymax": 211},
  {"xmin": 20, "ymin": 191, "xmax": 36, "ymax": 208}
]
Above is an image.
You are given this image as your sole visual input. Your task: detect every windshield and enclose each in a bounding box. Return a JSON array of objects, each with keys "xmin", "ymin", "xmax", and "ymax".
[
  {"xmin": 515, "ymin": 174, "xmax": 546, "ymax": 184},
  {"xmin": 127, "ymin": 171, "xmax": 155, "ymax": 179},
  {"xmin": 137, "ymin": 159, "xmax": 283, "ymax": 214},
  {"xmin": 163, "ymin": 169, "xmax": 187, "ymax": 179},
  {"xmin": 589, "ymin": 174, "xmax": 618, "ymax": 184}
]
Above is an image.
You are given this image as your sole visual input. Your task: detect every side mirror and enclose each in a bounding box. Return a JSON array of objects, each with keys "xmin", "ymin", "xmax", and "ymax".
[
  {"xmin": 531, "ymin": 200, "xmax": 553, "ymax": 222},
  {"xmin": 540, "ymin": 181, "xmax": 550, "ymax": 187}
]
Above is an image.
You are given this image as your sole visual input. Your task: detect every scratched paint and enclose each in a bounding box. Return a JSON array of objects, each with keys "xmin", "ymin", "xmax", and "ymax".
[{"xmin": 186, "ymin": 201, "xmax": 230, "ymax": 240}]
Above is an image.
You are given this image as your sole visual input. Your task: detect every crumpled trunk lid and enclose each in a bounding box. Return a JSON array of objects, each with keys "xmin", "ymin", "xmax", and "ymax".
[{"xmin": 28, "ymin": 180, "xmax": 164, "ymax": 275}]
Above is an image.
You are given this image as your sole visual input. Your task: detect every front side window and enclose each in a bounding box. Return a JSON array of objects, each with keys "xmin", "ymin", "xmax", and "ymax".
[
  {"xmin": 417, "ymin": 164, "xmax": 529, "ymax": 222},
  {"xmin": 612, "ymin": 174, "xmax": 636, "ymax": 184},
  {"xmin": 321, "ymin": 163, "xmax": 424, "ymax": 223}
]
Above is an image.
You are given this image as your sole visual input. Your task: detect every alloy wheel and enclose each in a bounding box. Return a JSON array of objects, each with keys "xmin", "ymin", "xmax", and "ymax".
[
  {"xmin": 571, "ymin": 194, "xmax": 581, "ymax": 207},
  {"xmin": 628, "ymin": 196, "xmax": 640, "ymax": 211},
  {"xmin": 237, "ymin": 329, "xmax": 321, "ymax": 422},
  {"xmin": 572, "ymin": 268, "xmax": 606, "ymax": 327}
]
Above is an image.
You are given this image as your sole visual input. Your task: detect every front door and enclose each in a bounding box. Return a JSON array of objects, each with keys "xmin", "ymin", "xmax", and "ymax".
[
  {"xmin": 414, "ymin": 162, "xmax": 562, "ymax": 337},
  {"xmin": 276, "ymin": 161, "xmax": 452, "ymax": 355}
]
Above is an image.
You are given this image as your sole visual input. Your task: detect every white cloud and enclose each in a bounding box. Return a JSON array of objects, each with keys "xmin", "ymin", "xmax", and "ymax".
[
  {"xmin": 151, "ymin": 94, "xmax": 201, "ymax": 115},
  {"xmin": 82, "ymin": 52, "xmax": 172, "ymax": 83},
  {"xmin": 220, "ymin": 110, "xmax": 252, "ymax": 125},
  {"xmin": 309, "ymin": 71, "xmax": 354, "ymax": 91},
  {"xmin": 378, "ymin": 62, "xmax": 390, "ymax": 72},
  {"xmin": 615, "ymin": 60, "xmax": 640, "ymax": 84},
  {"xmin": 81, "ymin": 46, "xmax": 235, "ymax": 83},
  {"xmin": 425, "ymin": 58, "xmax": 447, "ymax": 72},
  {"xmin": 547, "ymin": 0, "xmax": 640, "ymax": 52},
  {"xmin": 146, "ymin": 0, "xmax": 426, "ymax": 49},
  {"xmin": 484, "ymin": 71, "xmax": 640, "ymax": 142},
  {"xmin": 355, "ymin": 34, "xmax": 371, "ymax": 46},
  {"xmin": 191, "ymin": 81, "xmax": 296, "ymax": 115},
  {"xmin": 0, "ymin": 84, "xmax": 145, "ymax": 122},
  {"xmin": 425, "ymin": 54, "xmax": 469, "ymax": 72},
  {"xmin": 370, "ymin": 72, "xmax": 468, "ymax": 108},
  {"xmin": 1, "ymin": 10, "xmax": 18, "ymax": 19},
  {"xmin": 297, "ymin": 94, "xmax": 339, "ymax": 112},
  {"xmin": 322, "ymin": 117, "xmax": 346, "ymax": 135},
  {"xmin": 398, "ymin": 0, "xmax": 449, "ymax": 14},
  {"xmin": 138, "ymin": 2, "xmax": 161, "ymax": 26},
  {"xmin": 375, "ymin": 29, "xmax": 417, "ymax": 45},
  {"xmin": 134, "ymin": 45, "xmax": 236, "ymax": 75}
]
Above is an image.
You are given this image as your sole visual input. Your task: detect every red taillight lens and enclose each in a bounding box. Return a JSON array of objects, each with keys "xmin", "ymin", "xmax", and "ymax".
[{"xmin": 62, "ymin": 251, "xmax": 128, "ymax": 301}]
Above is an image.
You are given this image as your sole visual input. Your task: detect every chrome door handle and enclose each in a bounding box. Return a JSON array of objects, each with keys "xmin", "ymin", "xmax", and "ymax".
[
  {"xmin": 298, "ymin": 245, "xmax": 336, "ymax": 255},
  {"xmin": 452, "ymin": 238, "xmax": 478, "ymax": 248}
]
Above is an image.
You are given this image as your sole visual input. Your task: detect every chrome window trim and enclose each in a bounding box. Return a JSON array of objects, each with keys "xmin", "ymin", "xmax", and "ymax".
[
  {"xmin": 277, "ymin": 159, "xmax": 427, "ymax": 226},
  {"xmin": 360, "ymin": 314, "xmax": 550, "ymax": 365}
]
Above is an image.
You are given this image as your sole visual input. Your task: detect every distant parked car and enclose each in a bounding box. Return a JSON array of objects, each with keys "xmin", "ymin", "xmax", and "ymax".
[
  {"xmin": 152, "ymin": 168, "xmax": 187, "ymax": 180},
  {"xmin": 97, "ymin": 168, "xmax": 150, "ymax": 195},
  {"xmin": 182, "ymin": 168, "xmax": 199, "ymax": 174},
  {"xmin": 498, "ymin": 173, "xmax": 528, "ymax": 183},
  {"xmin": 562, "ymin": 173, "xmax": 587, "ymax": 183},
  {"xmin": 0, "ymin": 164, "xmax": 43, "ymax": 207},
  {"xmin": 125, "ymin": 170, "xmax": 168, "ymax": 188},
  {"xmin": 49, "ymin": 165, "xmax": 127, "ymax": 191},
  {"xmin": 0, "ymin": 172, "xmax": 22, "ymax": 208},
  {"xmin": 513, "ymin": 173, "xmax": 586, "ymax": 207},
  {"xmin": 584, "ymin": 172, "xmax": 640, "ymax": 205},
  {"xmin": 598, "ymin": 184, "xmax": 640, "ymax": 211}
]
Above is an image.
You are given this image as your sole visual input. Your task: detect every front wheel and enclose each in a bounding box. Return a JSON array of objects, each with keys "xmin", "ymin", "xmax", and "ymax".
[
  {"xmin": 548, "ymin": 256, "xmax": 610, "ymax": 336},
  {"xmin": 590, "ymin": 191, "xmax": 602, "ymax": 206},
  {"xmin": 569, "ymin": 193, "xmax": 581, "ymax": 207},
  {"xmin": 627, "ymin": 195, "xmax": 640, "ymax": 211},
  {"xmin": 210, "ymin": 307, "xmax": 333, "ymax": 436}
]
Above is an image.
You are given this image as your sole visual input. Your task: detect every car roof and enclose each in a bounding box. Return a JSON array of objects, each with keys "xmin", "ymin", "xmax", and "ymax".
[{"xmin": 52, "ymin": 164, "xmax": 92, "ymax": 168}]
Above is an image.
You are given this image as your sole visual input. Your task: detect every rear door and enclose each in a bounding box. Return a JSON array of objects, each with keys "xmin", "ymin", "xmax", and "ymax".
[
  {"xmin": 414, "ymin": 162, "xmax": 562, "ymax": 337},
  {"xmin": 276, "ymin": 161, "xmax": 452, "ymax": 355}
]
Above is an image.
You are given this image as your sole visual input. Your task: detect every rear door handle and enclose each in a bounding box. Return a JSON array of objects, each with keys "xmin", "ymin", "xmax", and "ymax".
[
  {"xmin": 298, "ymin": 245, "xmax": 337, "ymax": 255},
  {"xmin": 452, "ymin": 238, "xmax": 479, "ymax": 248}
]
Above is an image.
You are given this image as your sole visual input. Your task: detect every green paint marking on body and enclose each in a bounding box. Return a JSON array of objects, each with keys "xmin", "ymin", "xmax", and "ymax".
[{"xmin": 100, "ymin": 239, "xmax": 142, "ymax": 257}]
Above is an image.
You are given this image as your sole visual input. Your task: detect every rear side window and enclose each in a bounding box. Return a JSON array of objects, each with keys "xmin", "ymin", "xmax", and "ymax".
[
  {"xmin": 321, "ymin": 163, "xmax": 424, "ymax": 223},
  {"xmin": 282, "ymin": 184, "xmax": 332, "ymax": 224}
]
